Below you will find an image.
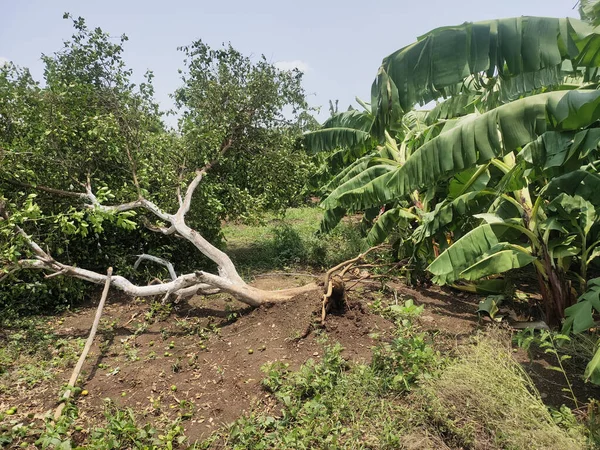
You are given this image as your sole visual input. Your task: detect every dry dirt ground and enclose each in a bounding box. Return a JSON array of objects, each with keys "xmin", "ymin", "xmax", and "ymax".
[{"xmin": 2, "ymin": 274, "xmax": 599, "ymax": 445}]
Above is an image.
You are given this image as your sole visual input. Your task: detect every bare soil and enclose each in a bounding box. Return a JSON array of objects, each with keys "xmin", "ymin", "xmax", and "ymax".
[
  {"xmin": 2, "ymin": 274, "xmax": 599, "ymax": 445},
  {"xmin": 2, "ymin": 274, "xmax": 395, "ymax": 443}
]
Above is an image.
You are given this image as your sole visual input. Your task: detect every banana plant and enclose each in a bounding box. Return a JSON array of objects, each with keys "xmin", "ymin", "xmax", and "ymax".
[{"xmin": 304, "ymin": 15, "xmax": 600, "ymax": 325}]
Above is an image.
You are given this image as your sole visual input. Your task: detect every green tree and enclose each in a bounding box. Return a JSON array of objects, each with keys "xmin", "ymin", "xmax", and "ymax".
[{"xmin": 0, "ymin": 15, "xmax": 316, "ymax": 313}]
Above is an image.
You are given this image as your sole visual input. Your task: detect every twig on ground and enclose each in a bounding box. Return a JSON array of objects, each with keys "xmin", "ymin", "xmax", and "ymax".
[{"xmin": 54, "ymin": 267, "xmax": 113, "ymax": 421}]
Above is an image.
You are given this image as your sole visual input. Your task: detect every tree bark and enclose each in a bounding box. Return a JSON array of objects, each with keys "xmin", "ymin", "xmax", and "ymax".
[
  {"xmin": 6, "ymin": 150, "xmax": 321, "ymax": 309},
  {"xmin": 536, "ymin": 247, "xmax": 576, "ymax": 327}
]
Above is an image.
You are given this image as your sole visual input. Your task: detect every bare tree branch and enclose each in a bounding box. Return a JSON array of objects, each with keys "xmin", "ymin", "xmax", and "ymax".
[
  {"xmin": 177, "ymin": 138, "xmax": 233, "ymax": 219},
  {"xmin": 1, "ymin": 178, "xmax": 88, "ymax": 199},
  {"xmin": 134, "ymin": 254, "xmax": 177, "ymax": 281}
]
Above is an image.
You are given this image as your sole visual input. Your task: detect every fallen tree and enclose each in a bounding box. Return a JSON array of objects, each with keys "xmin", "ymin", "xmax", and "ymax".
[
  {"xmin": 1, "ymin": 160, "xmax": 318, "ymax": 306},
  {"xmin": 1, "ymin": 16, "xmax": 320, "ymax": 310}
]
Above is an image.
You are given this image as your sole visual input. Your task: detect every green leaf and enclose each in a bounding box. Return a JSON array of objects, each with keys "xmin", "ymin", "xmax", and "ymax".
[
  {"xmin": 584, "ymin": 345, "xmax": 600, "ymax": 384},
  {"xmin": 545, "ymin": 171, "xmax": 600, "ymax": 207},
  {"xmin": 339, "ymin": 91, "xmax": 600, "ymax": 210},
  {"xmin": 448, "ymin": 166, "xmax": 491, "ymax": 199},
  {"xmin": 563, "ymin": 279, "xmax": 600, "ymax": 333},
  {"xmin": 547, "ymin": 89, "xmax": 600, "ymax": 130},
  {"xmin": 319, "ymin": 207, "xmax": 346, "ymax": 234},
  {"xmin": 477, "ymin": 295, "xmax": 505, "ymax": 319},
  {"xmin": 460, "ymin": 248, "xmax": 535, "ymax": 281},
  {"xmin": 520, "ymin": 131, "xmax": 575, "ymax": 170},
  {"xmin": 416, "ymin": 190, "xmax": 499, "ymax": 241},
  {"xmin": 321, "ymin": 165, "xmax": 397, "ymax": 211},
  {"xmin": 303, "ymin": 127, "xmax": 372, "ymax": 154},
  {"xmin": 376, "ymin": 17, "xmax": 581, "ymax": 114},
  {"xmin": 365, "ymin": 207, "xmax": 418, "ymax": 247},
  {"xmin": 427, "ymin": 223, "xmax": 521, "ymax": 284}
]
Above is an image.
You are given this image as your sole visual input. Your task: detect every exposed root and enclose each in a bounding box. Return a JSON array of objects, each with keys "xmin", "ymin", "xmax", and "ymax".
[
  {"xmin": 321, "ymin": 276, "xmax": 345, "ymax": 324},
  {"xmin": 321, "ymin": 245, "xmax": 386, "ymax": 323}
]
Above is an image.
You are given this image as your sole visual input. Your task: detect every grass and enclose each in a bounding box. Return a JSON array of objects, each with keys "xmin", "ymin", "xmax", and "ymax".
[
  {"xmin": 421, "ymin": 330, "xmax": 587, "ymax": 449},
  {"xmin": 222, "ymin": 206, "xmax": 363, "ymax": 275},
  {"xmin": 0, "ymin": 316, "xmax": 84, "ymax": 395}
]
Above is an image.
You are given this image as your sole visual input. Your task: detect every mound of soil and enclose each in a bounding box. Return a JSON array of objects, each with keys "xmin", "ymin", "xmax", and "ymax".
[{"xmin": 7, "ymin": 275, "xmax": 394, "ymax": 442}]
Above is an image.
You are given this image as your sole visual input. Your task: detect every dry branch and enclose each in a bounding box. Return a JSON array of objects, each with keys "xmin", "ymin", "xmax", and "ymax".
[{"xmin": 54, "ymin": 267, "xmax": 113, "ymax": 420}]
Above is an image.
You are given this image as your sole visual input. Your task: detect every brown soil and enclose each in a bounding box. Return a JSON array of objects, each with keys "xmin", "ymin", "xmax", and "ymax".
[
  {"xmin": 1, "ymin": 274, "xmax": 395, "ymax": 443},
  {"xmin": 2, "ymin": 274, "xmax": 599, "ymax": 445}
]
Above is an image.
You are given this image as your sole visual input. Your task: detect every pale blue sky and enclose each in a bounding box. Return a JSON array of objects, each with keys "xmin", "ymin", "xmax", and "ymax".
[{"xmin": 1, "ymin": 1, "xmax": 579, "ymax": 124}]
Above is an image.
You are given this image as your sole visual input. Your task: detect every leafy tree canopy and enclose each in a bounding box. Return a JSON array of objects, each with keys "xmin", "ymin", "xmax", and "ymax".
[{"xmin": 0, "ymin": 14, "xmax": 314, "ymax": 315}]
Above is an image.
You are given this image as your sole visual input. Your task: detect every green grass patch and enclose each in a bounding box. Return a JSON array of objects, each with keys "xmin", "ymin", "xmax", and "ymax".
[{"xmin": 223, "ymin": 206, "xmax": 363, "ymax": 274}]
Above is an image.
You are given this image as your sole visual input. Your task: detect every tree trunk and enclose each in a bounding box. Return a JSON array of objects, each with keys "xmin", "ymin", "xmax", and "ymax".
[{"xmin": 536, "ymin": 247, "xmax": 576, "ymax": 327}]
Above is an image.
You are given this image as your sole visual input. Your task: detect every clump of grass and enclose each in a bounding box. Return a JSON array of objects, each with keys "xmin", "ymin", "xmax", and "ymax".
[{"xmin": 421, "ymin": 329, "xmax": 587, "ymax": 449}]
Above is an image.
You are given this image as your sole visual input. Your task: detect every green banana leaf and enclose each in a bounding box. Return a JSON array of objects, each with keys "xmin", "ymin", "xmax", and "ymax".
[
  {"xmin": 545, "ymin": 170, "xmax": 600, "ymax": 206},
  {"xmin": 321, "ymin": 109, "xmax": 373, "ymax": 131},
  {"xmin": 460, "ymin": 249, "xmax": 536, "ymax": 281},
  {"xmin": 319, "ymin": 207, "xmax": 346, "ymax": 234},
  {"xmin": 323, "ymin": 154, "xmax": 376, "ymax": 193},
  {"xmin": 365, "ymin": 207, "xmax": 418, "ymax": 247},
  {"xmin": 477, "ymin": 295, "xmax": 505, "ymax": 319},
  {"xmin": 563, "ymin": 277, "xmax": 600, "ymax": 334},
  {"xmin": 321, "ymin": 164, "xmax": 397, "ymax": 210},
  {"xmin": 415, "ymin": 190, "xmax": 499, "ymax": 241},
  {"xmin": 580, "ymin": 0, "xmax": 600, "ymax": 27},
  {"xmin": 427, "ymin": 224, "xmax": 524, "ymax": 284},
  {"xmin": 336, "ymin": 90, "xmax": 600, "ymax": 211},
  {"xmin": 303, "ymin": 127, "xmax": 371, "ymax": 154},
  {"xmin": 585, "ymin": 346, "xmax": 600, "ymax": 384},
  {"xmin": 303, "ymin": 109, "xmax": 374, "ymax": 154},
  {"xmin": 376, "ymin": 17, "xmax": 587, "ymax": 114}
]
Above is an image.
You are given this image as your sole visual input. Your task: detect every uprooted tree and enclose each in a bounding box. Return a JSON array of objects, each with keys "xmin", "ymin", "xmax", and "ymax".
[{"xmin": 0, "ymin": 15, "xmax": 320, "ymax": 310}]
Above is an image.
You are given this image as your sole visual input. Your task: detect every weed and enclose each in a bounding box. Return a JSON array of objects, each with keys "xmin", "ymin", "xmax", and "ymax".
[
  {"xmin": 424, "ymin": 330, "xmax": 586, "ymax": 449},
  {"xmin": 515, "ymin": 328, "xmax": 579, "ymax": 408},
  {"xmin": 90, "ymin": 401, "xmax": 187, "ymax": 449}
]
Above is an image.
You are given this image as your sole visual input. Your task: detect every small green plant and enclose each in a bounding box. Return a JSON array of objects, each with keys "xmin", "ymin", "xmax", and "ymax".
[
  {"xmin": 91, "ymin": 401, "xmax": 187, "ymax": 448},
  {"xmin": 261, "ymin": 361, "xmax": 290, "ymax": 393},
  {"xmin": 515, "ymin": 328, "xmax": 579, "ymax": 408}
]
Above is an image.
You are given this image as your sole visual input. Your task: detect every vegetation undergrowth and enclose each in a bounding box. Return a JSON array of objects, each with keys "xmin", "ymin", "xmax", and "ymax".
[
  {"xmin": 222, "ymin": 206, "xmax": 363, "ymax": 274},
  {"xmin": 423, "ymin": 330, "xmax": 587, "ymax": 449},
  {"xmin": 1, "ymin": 401, "xmax": 188, "ymax": 449},
  {"xmin": 197, "ymin": 305, "xmax": 588, "ymax": 449},
  {"xmin": 0, "ymin": 316, "xmax": 84, "ymax": 396},
  {"xmin": 201, "ymin": 304, "xmax": 441, "ymax": 449}
]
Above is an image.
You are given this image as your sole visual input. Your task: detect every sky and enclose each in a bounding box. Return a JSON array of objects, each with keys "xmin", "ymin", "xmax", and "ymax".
[{"xmin": 1, "ymin": 0, "xmax": 580, "ymax": 125}]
